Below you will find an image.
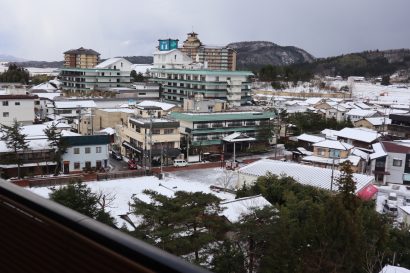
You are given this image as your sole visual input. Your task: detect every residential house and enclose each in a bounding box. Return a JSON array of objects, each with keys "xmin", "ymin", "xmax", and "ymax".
[
  {"xmin": 388, "ymin": 113, "xmax": 410, "ymax": 138},
  {"xmin": 334, "ymin": 127, "xmax": 381, "ymax": 149},
  {"xmin": 0, "ymin": 94, "xmax": 38, "ymax": 126},
  {"xmin": 62, "ymin": 134, "xmax": 110, "ymax": 173},
  {"xmin": 301, "ymin": 139, "xmax": 364, "ymax": 173},
  {"xmin": 345, "ymin": 109, "xmax": 379, "ymax": 122},
  {"xmin": 295, "ymin": 133, "xmax": 325, "ymax": 151},
  {"xmin": 354, "ymin": 117, "xmax": 391, "ymax": 132},
  {"xmin": 370, "ymin": 141, "xmax": 410, "ymax": 185}
]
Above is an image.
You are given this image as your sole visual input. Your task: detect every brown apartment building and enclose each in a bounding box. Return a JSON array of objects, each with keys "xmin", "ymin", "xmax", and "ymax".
[
  {"xmin": 64, "ymin": 47, "xmax": 100, "ymax": 68},
  {"xmin": 179, "ymin": 32, "xmax": 236, "ymax": 71}
]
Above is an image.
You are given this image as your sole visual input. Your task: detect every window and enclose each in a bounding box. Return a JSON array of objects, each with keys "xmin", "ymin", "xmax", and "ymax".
[
  {"xmin": 35, "ymin": 101, "xmax": 40, "ymax": 105},
  {"xmin": 74, "ymin": 148, "xmax": 80, "ymax": 154},
  {"xmin": 2, "ymin": 101, "xmax": 8, "ymax": 106},
  {"xmin": 393, "ymin": 159, "xmax": 402, "ymax": 167},
  {"xmin": 85, "ymin": 161, "xmax": 91, "ymax": 169},
  {"xmin": 152, "ymin": 129, "xmax": 161, "ymax": 134},
  {"xmin": 2, "ymin": 112, "xmax": 9, "ymax": 117},
  {"xmin": 164, "ymin": 129, "xmax": 174, "ymax": 134},
  {"xmin": 96, "ymin": 147, "xmax": 102, "ymax": 153},
  {"xmin": 15, "ymin": 102, "xmax": 20, "ymax": 106},
  {"xmin": 85, "ymin": 147, "xmax": 91, "ymax": 154},
  {"xmin": 74, "ymin": 162, "xmax": 81, "ymax": 169}
]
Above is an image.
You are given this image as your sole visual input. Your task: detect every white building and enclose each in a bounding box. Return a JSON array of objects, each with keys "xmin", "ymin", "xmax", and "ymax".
[
  {"xmin": 60, "ymin": 57, "xmax": 132, "ymax": 95},
  {"xmin": 0, "ymin": 94, "xmax": 37, "ymax": 126},
  {"xmin": 62, "ymin": 134, "xmax": 110, "ymax": 173}
]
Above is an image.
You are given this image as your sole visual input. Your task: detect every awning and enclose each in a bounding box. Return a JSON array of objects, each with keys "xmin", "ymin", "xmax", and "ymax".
[
  {"xmin": 357, "ymin": 184, "xmax": 378, "ymax": 201},
  {"xmin": 122, "ymin": 141, "xmax": 142, "ymax": 154}
]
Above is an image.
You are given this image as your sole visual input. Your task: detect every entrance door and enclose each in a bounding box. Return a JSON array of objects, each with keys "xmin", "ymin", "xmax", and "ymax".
[{"xmin": 63, "ymin": 161, "xmax": 70, "ymax": 174}]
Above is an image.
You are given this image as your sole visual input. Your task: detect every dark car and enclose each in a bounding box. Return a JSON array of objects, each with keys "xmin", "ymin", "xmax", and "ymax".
[
  {"xmin": 111, "ymin": 150, "xmax": 123, "ymax": 160},
  {"xmin": 128, "ymin": 159, "xmax": 138, "ymax": 170}
]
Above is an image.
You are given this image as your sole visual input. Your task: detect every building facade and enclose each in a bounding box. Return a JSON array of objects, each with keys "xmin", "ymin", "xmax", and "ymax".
[
  {"xmin": 0, "ymin": 95, "xmax": 38, "ymax": 126},
  {"xmin": 64, "ymin": 47, "xmax": 100, "ymax": 68},
  {"xmin": 60, "ymin": 58, "xmax": 132, "ymax": 96},
  {"xmin": 388, "ymin": 114, "xmax": 410, "ymax": 138},
  {"xmin": 121, "ymin": 115, "xmax": 181, "ymax": 166},
  {"xmin": 62, "ymin": 135, "xmax": 110, "ymax": 173},
  {"xmin": 179, "ymin": 32, "xmax": 236, "ymax": 71}
]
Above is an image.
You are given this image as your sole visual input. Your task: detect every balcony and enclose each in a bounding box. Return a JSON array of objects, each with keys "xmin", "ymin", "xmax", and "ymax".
[{"xmin": 0, "ymin": 180, "xmax": 209, "ymax": 273}]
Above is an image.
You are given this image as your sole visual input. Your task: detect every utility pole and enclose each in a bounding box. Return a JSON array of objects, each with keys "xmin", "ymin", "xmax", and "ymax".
[
  {"xmin": 77, "ymin": 105, "xmax": 81, "ymax": 134},
  {"xmin": 149, "ymin": 111, "xmax": 153, "ymax": 173}
]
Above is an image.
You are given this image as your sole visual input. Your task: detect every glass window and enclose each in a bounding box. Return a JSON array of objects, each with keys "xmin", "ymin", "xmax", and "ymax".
[
  {"xmin": 96, "ymin": 147, "xmax": 102, "ymax": 153},
  {"xmin": 2, "ymin": 101, "xmax": 8, "ymax": 106},
  {"xmin": 152, "ymin": 129, "xmax": 161, "ymax": 134},
  {"xmin": 2, "ymin": 112, "xmax": 9, "ymax": 117},
  {"xmin": 74, "ymin": 162, "xmax": 81, "ymax": 169},
  {"xmin": 85, "ymin": 147, "xmax": 91, "ymax": 154},
  {"xmin": 393, "ymin": 159, "xmax": 402, "ymax": 167},
  {"xmin": 74, "ymin": 148, "xmax": 80, "ymax": 154},
  {"xmin": 164, "ymin": 129, "xmax": 174, "ymax": 134},
  {"xmin": 15, "ymin": 102, "xmax": 20, "ymax": 106}
]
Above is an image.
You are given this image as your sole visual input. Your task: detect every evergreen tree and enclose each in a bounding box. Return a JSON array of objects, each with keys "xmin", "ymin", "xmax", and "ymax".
[
  {"xmin": 129, "ymin": 190, "xmax": 226, "ymax": 264},
  {"xmin": 210, "ymin": 241, "xmax": 246, "ymax": 273},
  {"xmin": 0, "ymin": 119, "xmax": 29, "ymax": 178},
  {"xmin": 44, "ymin": 123, "xmax": 67, "ymax": 175},
  {"xmin": 49, "ymin": 182, "xmax": 116, "ymax": 227}
]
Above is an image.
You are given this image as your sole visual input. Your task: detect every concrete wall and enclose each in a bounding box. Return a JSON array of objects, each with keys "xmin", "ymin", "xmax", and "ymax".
[
  {"xmin": 386, "ymin": 152, "xmax": 406, "ymax": 184},
  {"xmin": 0, "ymin": 98, "xmax": 35, "ymax": 125}
]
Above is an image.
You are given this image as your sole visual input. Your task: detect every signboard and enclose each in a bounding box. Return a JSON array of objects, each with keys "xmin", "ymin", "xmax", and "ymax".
[{"xmin": 158, "ymin": 39, "xmax": 179, "ymax": 51}]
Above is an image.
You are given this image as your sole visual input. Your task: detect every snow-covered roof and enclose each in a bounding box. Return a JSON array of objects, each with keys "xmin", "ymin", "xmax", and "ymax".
[
  {"xmin": 32, "ymin": 92, "xmax": 62, "ymax": 100},
  {"xmin": 100, "ymin": 108, "xmax": 135, "ymax": 113},
  {"xmin": 313, "ymin": 139, "xmax": 353, "ymax": 150},
  {"xmin": 346, "ymin": 109, "xmax": 377, "ymax": 117},
  {"xmin": 61, "ymin": 130, "xmax": 81, "ymax": 136},
  {"xmin": 54, "ymin": 100, "xmax": 96, "ymax": 109},
  {"xmin": 296, "ymin": 147, "xmax": 313, "ymax": 156},
  {"xmin": 98, "ymin": 127, "xmax": 115, "ymax": 135},
  {"xmin": 296, "ymin": 133, "xmax": 325, "ymax": 143},
  {"xmin": 31, "ymin": 82, "xmax": 57, "ymax": 91},
  {"xmin": 296, "ymin": 134, "xmax": 325, "ymax": 143},
  {"xmin": 223, "ymin": 132, "xmax": 256, "ymax": 142},
  {"xmin": 43, "ymin": 120, "xmax": 71, "ymax": 129},
  {"xmin": 131, "ymin": 64, "xmax": 153, "ymax": 74},
  {"xmin": 354, "ymin": 102, "xmax": 372, "ymax": 109},
  {"xmin": 302, "ymin": 155, "xmax": 361, "ymax": 166},
  {"xmin": 220, "ymin": 195, "xmax": 272, "ymax": 223},
  {"xmin": 95, "ymin": 57, "xmax": 131, "ymax": 69},
  {"xmin": 379, "ymin": 265, "xmax": 410, "ymax": 273},
  {"xmin": 399, "ymin": 206, "xmax": 410, "ymax": 215},
  {"xmin": 369, "ymin": 143, "xmax": 387, "ymax": 160},
  {"xmin": 0, "ymin": 124, "xmax": 51, "ymax": 152},
  {"xmin": 238, "ymin": 159, "xmax": 374, "ymax": 193},
  {"xmin": 304, "ymin": 97, "xmax": 323, "ymax": 105},
  {"xmin": 351, "ymin": 148, "xmax": 369, "ymax": 160},
  {"xmin": 364, "ymin": 117, "xmax": 391, "ymax": 126},
  {"xmin": 321, "ymin": 129, "xmax": 338, "ymax": 140},
  {"xmin": 137, "ymin": 100, "xmax": 176, "ymax": 111},
  {"xmin": 335, "ymin": 128, "xmax": 380, "ymax": 143}
]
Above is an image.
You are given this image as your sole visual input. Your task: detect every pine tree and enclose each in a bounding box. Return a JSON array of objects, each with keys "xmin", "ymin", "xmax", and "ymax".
[
  {"xmin": 49, "ymin": 182, "xmax": 116, "ymax": 227},
  {"xmin": 0, "ymin": 119, "xmax": 29, "ymax": 178},
  {"xmin": 44, "ymin": 123, "xmax": 67, "ymax": 175}
]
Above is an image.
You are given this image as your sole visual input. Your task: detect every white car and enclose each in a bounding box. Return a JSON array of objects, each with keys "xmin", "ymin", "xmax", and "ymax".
[{"xmin": 173, "ymin": 159, "xmax": 188, "ymax": 167}]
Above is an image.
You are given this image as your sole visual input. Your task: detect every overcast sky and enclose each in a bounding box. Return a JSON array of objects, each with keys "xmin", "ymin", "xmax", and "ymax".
[{"xmin": 1, "ymin": 0, "xmax": 409, "ymax": 61}]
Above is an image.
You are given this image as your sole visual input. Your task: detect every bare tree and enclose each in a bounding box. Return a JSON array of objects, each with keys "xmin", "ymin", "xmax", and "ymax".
[{"xmin": 216, "ymin": 169, "xmax": 236, "ymax": 190}]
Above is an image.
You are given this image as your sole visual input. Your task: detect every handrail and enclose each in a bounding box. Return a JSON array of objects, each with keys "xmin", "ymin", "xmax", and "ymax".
[{"xmin": 0, "ymin": 180, "xmax": 211, "ymax": 273}]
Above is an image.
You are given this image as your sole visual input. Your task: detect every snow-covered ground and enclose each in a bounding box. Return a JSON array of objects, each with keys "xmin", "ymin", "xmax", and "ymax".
[{"xmin": 29, "ymin": 168, "xmax": 237, "ymax": 227}]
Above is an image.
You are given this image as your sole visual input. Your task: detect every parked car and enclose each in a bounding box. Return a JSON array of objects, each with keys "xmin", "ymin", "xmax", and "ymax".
[
  {"xmin": 173, "ymin": 159, "xmax": 188, "ymax": 167},
  {"xmin": 111, "ymin": 150, "xmax": 123, "ymax": 160},
  {"xmin": 128, "ymin": 159, "xmax": 138, "ymax": 170},
  {"xmin": 387, "ymin": 192, "xmax": 398, "ymax": 206},
  {"xmin": 383, "ymin": 203, "xmax": 398, "ymax": 217}
]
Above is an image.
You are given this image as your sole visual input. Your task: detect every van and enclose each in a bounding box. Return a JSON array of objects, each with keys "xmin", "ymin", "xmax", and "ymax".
[
  {"xmin": 387, "ymin": 193, "xmax": 398, "ymax": 206},
  {"xmin": 383, "ymin": 203, "xmax": 398, "ymax": 217},
  {"xmin": 173, "ymin": 159, "xmax": 188, "ymax": 167}
]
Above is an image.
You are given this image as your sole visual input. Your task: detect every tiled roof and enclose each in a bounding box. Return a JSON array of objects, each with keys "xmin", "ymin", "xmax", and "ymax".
[
  {"xmin": 64, "ymin": 47, "xmax": 100, "ymax": 56},
  {"xmin": 334, "ymin": 128, "xmax": 380, "ymax": 143}
]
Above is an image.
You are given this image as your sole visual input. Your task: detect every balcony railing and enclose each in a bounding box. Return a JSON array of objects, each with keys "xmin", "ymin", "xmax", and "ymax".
[{"xmin": 0, "ymin": 180, "xmax": 210, "ymax": 273}]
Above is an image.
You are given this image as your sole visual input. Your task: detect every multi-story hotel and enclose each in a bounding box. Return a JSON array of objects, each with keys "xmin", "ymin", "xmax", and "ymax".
[
  {"xmin": 179, "ymin": 32, "xmax": 236, "ymax": 71},
  {"xmin": 60, "ymin": 57, "xmax": 132, "ymax": 96},
  {"xmin": 151, "ymin": 38, "xmax": 252, "ymax": 107},
  {"xmin": 64, "ymin": 47, "xmax": 100, "ymax": 68}
]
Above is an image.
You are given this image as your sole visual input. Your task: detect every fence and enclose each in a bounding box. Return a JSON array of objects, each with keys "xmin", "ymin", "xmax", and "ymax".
[{"xmin": 96, "ymin": 170, "xmax": 151, "ymax": 181}]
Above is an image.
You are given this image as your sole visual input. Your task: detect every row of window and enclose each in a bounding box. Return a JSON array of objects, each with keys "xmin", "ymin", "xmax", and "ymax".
[
  {"xmin": 73, "ymin": 160, "xmax": 103, "ymax": 170},
  {"xmin": 73, "ymin": 146, "xmax": 102, "ymax": 154},
  {"xmin": 2, "ymin": 101, "xmax": 21, "ymax": 106}
]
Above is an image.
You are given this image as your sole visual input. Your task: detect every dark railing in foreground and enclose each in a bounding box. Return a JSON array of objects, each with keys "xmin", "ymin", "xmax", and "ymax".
[{"xmin": 0, "ymin": 180, "xmax": 210, "ymax": 273}]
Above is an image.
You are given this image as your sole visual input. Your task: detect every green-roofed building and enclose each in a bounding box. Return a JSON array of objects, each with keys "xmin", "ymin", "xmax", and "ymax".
[{"xmin": 170, "ymin": 111, "xmax": 275, "ymax": 150}]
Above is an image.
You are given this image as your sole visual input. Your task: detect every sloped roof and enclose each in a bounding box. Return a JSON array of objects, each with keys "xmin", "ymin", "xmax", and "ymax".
[
  {"xmin": 95, "ymin": 57, "xmax": 132, "ymax": 69},
  {"xmin": 382, "ymin": 141, "xmax": 410, "ymax": 154},
  {"xmin": 297, "ymin": 133, "xmax": 325, "ymax": 143},
  {"xmin": 238, "ymin": 159, "xmax": 374, "ymax": 193},
  {"xmin": 370, "ymin": 142, "xmax": 387, "ymax": 160},
  {"xmin": 220, "ymin": 195, "xmax": 272, "ymax": 223},
  {"xmin": 137, "ymin": 100, "xmax": 176, "ymax": 111},
  {"xmin": 64, "ymin": 47, "xmax": 100, "ymax": 56},
  {"xmin": 346, "ymin": 109, "xmax": 377, "ymax": 117},
  {"xmin": 364, "ymin": 117, "xmax": 391, "ymax": 126},
  {"xmin": 334, "ymin": 128, "xmax": 380, "ymax": 143},
  {"xmin": 223, "ymin": 132, "xmax": 255, "ymax": 142},
  {"xmin": 379, "ymin": 265, "xmax": 410, "ymax": 273},
  {"xmin": 313, "ymin": 139, "xmax": 353, "ymax": 150},
  {"xmin": 54, "ymin": 100, "xmax": 96, "ymax": 109}
]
